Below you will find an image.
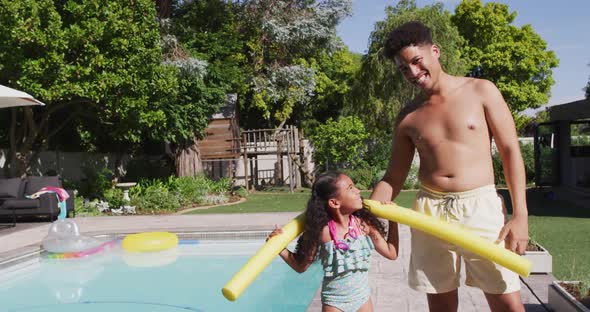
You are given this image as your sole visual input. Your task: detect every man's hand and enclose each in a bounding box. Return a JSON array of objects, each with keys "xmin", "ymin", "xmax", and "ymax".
[{"xmin": 496, "ymin": 216, "xmax": 529, "ymax": 255}]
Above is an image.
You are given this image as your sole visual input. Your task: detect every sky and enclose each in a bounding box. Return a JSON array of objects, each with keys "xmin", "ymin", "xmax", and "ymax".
[{"xmin": 336, "ymin": 0, "xmax": 590, "ymax": 114}]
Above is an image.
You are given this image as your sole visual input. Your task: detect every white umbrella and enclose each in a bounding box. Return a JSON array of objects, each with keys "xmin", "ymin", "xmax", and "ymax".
[{"xmin": 0, "ymin": 84, "xmax": 45, "ymax": 108}]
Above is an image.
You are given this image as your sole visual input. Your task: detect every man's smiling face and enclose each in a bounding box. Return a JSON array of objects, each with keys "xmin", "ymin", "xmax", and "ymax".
[{"xmin": 394, "ymin": 44, "xmax": 441, "ymax": 91}]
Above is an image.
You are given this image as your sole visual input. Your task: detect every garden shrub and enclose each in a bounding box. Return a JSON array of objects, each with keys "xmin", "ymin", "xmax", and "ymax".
[
  {"xmin": 203, "ymin": 194, "xmax": 229, "ymax": 205},
  {"xmin": 131, "ymin": 184, "xmax": 181, "ymax": 213},
  {"xmin": 170, "ymin": 176, "xmax": 209, "ymax": 205},
  {"xmin": 168, "ymin": 175, "xmax": 232, "ymax": 205},
  {"xmin": 78, "ymin": 167, "xmax": 114, "ymax": 199},
  {"xmin": 128, "ymin": 175, "xmax": 233, "ymax": 212},
  {"xmin": 364, "ymin": 135, "xmax": 392, "ymax": 170},
  {"xmin": 493, "ymin": 141, "xmax": 535, "ymax": 187},
  {"xmin": 341, "ymin": 167, "xmax": 372, "ymax": 190},
  {"xmin": 209, "ymin": 178, "xmax": 232, "ymax": 194},
  {"xmin": 308, "ymin": 116, "xmax": 369, "ymax": 169},
  {"xmin": 233, "ymin": 186, "xmax": 248, "ymax": 198},
  {"xmin": 74, "ymin": 196, "xmax": 102, "ymax": 217},
  {"xmin": 103, "ymin": 188, "xmax": 125, "ymax": 211},
  {"xmin": 521, "ymin": 142, "xmax": 535, "ymax": 183},
  {"xmin": 402, "ymin": 163, "xmax": 420, "ymax": 190}
]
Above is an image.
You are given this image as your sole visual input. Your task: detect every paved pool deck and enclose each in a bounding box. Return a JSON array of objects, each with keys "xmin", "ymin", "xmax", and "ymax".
[{"xmin": 0, "ymin": 213, "xmax": 553, "ymax": 311}]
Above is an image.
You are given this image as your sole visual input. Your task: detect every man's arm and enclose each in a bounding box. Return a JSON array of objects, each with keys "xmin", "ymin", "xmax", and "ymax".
[
  {"xmin": 370, "ymin": 124, "xmax": 415, "ymax": 203},
  {"xmin": 480, "ymin": 79, "xmax": 529, "ymax": 254}
]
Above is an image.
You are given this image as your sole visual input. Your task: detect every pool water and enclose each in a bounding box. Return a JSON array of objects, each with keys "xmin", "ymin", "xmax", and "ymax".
[{"xmin": 0, "ymin": 239, "xmax": 322, "ymax": 312}]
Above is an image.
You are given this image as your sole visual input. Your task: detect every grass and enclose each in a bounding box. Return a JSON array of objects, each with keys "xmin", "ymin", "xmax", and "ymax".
[
  {"xmin": 186, "ymin": 190, "xmax": 417, "ymax": 214},
  {"xmin": 499, "ymin": 188, "xmax": 590, "ymax": 282},
  {"xmin": 188, "ymin": 187, "xmax": 589, "ymax": 282},
  {"xmin": 529, "ymin": 215, "xmax": 590, "ymax": 281}
]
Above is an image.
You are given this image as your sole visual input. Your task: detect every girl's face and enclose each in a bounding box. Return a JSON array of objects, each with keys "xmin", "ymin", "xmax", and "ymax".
[{"xmin": 330, "ymin": 175, "xmax": 362, "ymax": 212}]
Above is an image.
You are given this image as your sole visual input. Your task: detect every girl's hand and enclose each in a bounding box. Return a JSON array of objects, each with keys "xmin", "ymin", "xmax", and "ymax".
[{"xmin": 266, "ymin": 224, "xmax": 283, "ymax": 242}]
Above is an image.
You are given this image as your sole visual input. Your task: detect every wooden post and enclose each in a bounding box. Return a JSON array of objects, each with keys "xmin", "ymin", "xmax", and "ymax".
[
  {"xmin": 286, "ymin": 126, "xmax": 294, "ymax": 193},
  {"xmin": 293, "ymin": 126, "xmax": 301, "ymax": 189},
  {"xmin": 253, "ymin": 130, "xmax": 257, "ymax": 153},
  {"xmin": 276, "ymin": 129, "xmax": 283, "ymax": 186},
  {"xmin": 242, "ymin": 132, "xmax": 249, "ymax": 192}
]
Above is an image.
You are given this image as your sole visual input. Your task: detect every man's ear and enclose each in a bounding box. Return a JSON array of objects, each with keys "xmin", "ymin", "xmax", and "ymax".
[
  {"xmin": 328, "ymin": 198, "xmax": 340, "ymax": 209},
  {"xmin": 431, "ymin": 44, "xmax": 440, "ymax": 59}
]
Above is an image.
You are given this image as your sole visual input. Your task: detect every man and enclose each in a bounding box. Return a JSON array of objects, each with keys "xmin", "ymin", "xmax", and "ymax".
[{"xmin": 370, "ymin": 21, "xmax": 528, "ymax": 312}]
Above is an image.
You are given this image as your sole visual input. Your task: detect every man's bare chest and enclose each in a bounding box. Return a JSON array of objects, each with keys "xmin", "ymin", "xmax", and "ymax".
[{"xmin": 405, "ymin": 101, "xmax": 488, "ymax": 147}]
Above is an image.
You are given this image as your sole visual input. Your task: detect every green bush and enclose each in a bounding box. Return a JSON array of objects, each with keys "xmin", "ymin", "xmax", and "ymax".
[
  {"xmin": 73, "ymin": 196, "xmax": 102, "ymax": 217},
  {"xmin": 78, "ymin": 167, "xmax": 114, "ymax": 199},
  {"xmin": 342, "ymin": 167, "xmax": 383, "ymax": 190},
  {"xmin": 104, "ymin": 188, "xmax": 125, "ymax": 210},
  {"xmin": 131, "ymin": 184, "xmax": 181, "ymax": 213},
  {"xmin": 167, "ymin": 175, "xmax": 232, "ymax": 205},
  {"xmin": 129, "ymin": 175, "xmax": 233, "ymax": 212},
  {"xmin": 521, "ymin": 142, "xmax": 535, "ymax": 183},
  {"xmin": 402, "ymin": 163, "xmax": 420, "ymax": 190},
  {"xmin": 233, "ymin": 186, "xmax": 248, "ymax": 198},
  {"xmin": 170, "ymin": 176, "xmax": 209, "ymax": 205},
  {"xmin": 364, "ymin": 135, "xmax": 392, "ymax": 169},
  {"xmin": 308, "ymin": 116, "xmax": 369, "ymax": 169},
  {"xmin": 493, "ymin": 141, "xmax": 535, "ymax": 187},
  {"xmin": 210, "ymin": 178, "xmax": 232, "ymax": 194}
]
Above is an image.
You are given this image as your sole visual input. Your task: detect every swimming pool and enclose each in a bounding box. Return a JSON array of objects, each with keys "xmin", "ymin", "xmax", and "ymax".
[{"xmin": 0, "ymin": 233, "xmax": 322, "ymax": 312}]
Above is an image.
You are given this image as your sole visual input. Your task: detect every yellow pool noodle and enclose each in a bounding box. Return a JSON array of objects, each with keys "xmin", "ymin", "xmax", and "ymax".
[
  {"xmin": 363, "ymin": 199, "xmax": 531, "ymax": 277},
  {"xmin": 222, "ymin": 213, "xmax": 305, "ymax": 301}
]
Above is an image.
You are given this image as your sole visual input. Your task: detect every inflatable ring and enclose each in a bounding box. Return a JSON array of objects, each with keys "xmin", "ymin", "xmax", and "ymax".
[
  {"xmin": 46, "ymin": 240, "xmax": 117, "ymax": 259},
  {"xmin": 121, "ymin": 232, "xmax": 178, "ymax": 252}
]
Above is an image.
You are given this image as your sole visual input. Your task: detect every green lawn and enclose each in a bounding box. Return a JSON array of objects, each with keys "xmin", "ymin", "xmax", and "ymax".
[
  {"xmin": 186, "ymin": 190, "xmax": 417, "ymax": 214},
  {"xmin": 499, "ymin": 188, "xmax": 590, "ymax": 283},
  {"xmin": 187, "ymin": 188, "xmax": 589, "ymax": 282}
]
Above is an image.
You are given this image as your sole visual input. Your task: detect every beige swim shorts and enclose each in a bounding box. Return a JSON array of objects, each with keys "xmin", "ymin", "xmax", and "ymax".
[{"xmin": 408, "ymin": 184, "xmax": 521, "ymax": 294}]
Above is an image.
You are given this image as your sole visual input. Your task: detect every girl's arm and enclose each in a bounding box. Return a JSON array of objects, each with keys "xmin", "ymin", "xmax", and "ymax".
[
  {"xmin": 268, "ymin": 226, "xmax": 315, "ymax": 273},
  {"xmin": 278, "ymin": 248, "xmax": 314, "ymax": 273},
  {"xmin": 368, "ymin": 221, "xmax": 399, "ymax": 260}
]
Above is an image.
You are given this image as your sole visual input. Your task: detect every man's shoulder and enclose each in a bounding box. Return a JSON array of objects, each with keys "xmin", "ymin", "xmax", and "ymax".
[
  {"xmin": 466, "ymin": 77, "xmax": 498, "ymax": 93},
  {"xmin": 396, "ymin": 97, "xmax": 423, "ymax": 127}
]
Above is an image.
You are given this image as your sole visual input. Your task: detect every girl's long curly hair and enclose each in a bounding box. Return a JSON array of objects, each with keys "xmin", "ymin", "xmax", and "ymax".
[{"xmin": 293, "ymin": 171, "xmax": 387, "ymax": 262}]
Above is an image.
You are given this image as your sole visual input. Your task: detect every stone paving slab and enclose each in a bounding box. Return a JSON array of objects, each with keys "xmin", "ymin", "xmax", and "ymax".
[{"xmin": 0, "ymin": 214, "xmax": 553, "ymax": 311}]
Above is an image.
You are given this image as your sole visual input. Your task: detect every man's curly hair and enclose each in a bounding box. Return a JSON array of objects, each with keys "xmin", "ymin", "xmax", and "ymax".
[{"xmin": 383, "ymin": 21, "xmax": 433, "ymax": 61}]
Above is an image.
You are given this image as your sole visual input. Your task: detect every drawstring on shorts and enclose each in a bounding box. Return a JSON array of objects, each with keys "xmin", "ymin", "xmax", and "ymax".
[{"xmin": 438, "ymin": 194, "xmax": 460, "ymax": 221}]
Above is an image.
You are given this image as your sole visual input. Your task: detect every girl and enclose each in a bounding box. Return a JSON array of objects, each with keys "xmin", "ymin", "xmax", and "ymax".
[{"xmin": 268, "ymin": 171, "xmax": 399, "ymax": 312}]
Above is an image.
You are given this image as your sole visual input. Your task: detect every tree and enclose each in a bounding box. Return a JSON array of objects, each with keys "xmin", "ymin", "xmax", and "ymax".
[
  {"xmin": 451, "ymin": 0, "xmax": 559, "ymax": 129},
  {"xmin": 297, "ymin": 47, "xmax": 362, "ymax": 133},
  {"xmin": 346, "ymin": 0, "xmax": 468, "ymax": 137},
  {"xmin": 308, "ymin": 116, "xmax": 368, "ymax": 169},
  {"xmin": 344, "ymin": 0, "xmax": 468, "ymax": 168},
  {"xmin": 236, "ymin": 0, "xmax": 353, "ymax": 128},
  {"xmin": 159, "ymin": 0, "xmax": 244, "ymax": 176},
  {"xmin": 0, "ymin": 0, "xmax": 175, "ymax": 176}
]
